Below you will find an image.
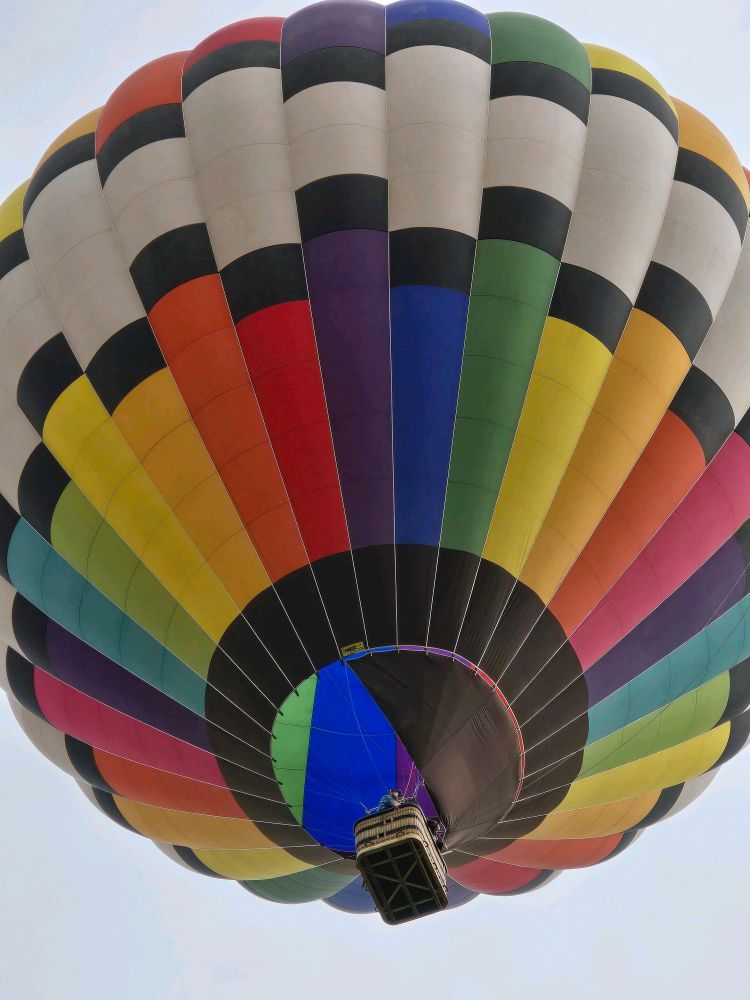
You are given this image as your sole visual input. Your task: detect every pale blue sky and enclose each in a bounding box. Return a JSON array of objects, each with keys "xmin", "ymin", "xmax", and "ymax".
[{"xmin": 2, "ymin": 1, "xmax": 750, "ymax": 997}]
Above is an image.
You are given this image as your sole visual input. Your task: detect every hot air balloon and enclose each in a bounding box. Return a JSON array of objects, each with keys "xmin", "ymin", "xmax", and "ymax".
[{"xmin": 1, "ymin": 0, "xmax": 749, "ymax": 923}]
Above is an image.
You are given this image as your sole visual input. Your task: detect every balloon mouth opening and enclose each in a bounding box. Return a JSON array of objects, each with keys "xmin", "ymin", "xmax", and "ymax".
[{"xmin": 272, "ymin": 646, "xmax": 525, "ymax": 853}]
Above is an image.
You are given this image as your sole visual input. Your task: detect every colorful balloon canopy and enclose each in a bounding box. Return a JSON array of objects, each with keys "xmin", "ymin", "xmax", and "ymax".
[{"xmin": 1, "ymin": 0, "xmax": 750, "ymax": 913}]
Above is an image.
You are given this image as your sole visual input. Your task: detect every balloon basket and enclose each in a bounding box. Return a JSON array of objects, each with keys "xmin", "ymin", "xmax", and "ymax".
[{"xmin": 354, "ymin": 804, "xmax": 448, "ymax": 925}]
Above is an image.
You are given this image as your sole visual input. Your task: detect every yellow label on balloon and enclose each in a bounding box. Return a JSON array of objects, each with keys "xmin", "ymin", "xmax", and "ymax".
[{"xmin": 341, "ymin": 642, "xmax": 366, "ymax": 657}]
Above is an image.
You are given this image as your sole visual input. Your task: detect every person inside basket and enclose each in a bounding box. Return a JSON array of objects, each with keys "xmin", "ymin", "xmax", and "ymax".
[{"xmin": 376, "ymin": 789, "xmax": 405, "ymax": 813}]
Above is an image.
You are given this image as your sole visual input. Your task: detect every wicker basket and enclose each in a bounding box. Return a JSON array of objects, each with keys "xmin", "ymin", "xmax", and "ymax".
[{"xmin": 354, "ymin": 804, "xmax": 448, "ymax": 924}]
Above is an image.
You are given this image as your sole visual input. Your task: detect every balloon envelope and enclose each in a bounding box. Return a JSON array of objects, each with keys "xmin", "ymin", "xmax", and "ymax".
[{"xmin": 1, "ymin": 0, "xmax": 749, "ymax": 909}]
